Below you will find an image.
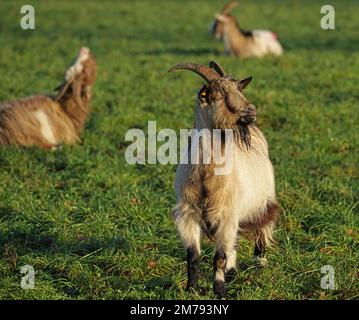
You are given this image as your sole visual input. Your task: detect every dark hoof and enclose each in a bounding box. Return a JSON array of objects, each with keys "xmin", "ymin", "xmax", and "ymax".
[
  {"xmin": 225, "ymin": 268, "xmax": 237, "ymax": 282},
  {"xmin": 213, "ymin": 280, "xmax": 226, "ymax": 299}
]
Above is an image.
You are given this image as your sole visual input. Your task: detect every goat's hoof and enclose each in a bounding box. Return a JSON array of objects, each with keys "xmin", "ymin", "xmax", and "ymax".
[
  {"xmin": 213, "ymin": 281, "xmax": 226, "ymax": 299},
  {"xmin": 254, "ymin": 255, "xmax": 268, "ymax": 267},
  {"xmin": 225, "ymin": 268, "xmax": 237, "ymax": 281}
]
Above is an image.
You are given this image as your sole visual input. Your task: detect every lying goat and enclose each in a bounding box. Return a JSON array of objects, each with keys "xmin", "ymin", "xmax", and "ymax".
[
  {"xmin": 169, "ymin": 61, "xmax": 279, "ymax": 298},
  {"xmin": 210, "ymin": 1, "xmax": 283, "ymax": 58},
  {"xmin": 0, "ymin": 47, "xmax": 97, "ymax": 148}
]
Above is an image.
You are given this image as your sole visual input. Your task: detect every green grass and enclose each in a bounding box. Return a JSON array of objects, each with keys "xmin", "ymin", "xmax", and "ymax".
[{"xmin": 0, "ymin": 0, "xmax": 358, "ymax": 300}]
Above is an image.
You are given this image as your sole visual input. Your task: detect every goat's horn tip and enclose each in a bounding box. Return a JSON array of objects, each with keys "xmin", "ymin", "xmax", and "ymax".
[{"xmin": 168, "ymin": 66, "xmax": 179, "ymax": 73}]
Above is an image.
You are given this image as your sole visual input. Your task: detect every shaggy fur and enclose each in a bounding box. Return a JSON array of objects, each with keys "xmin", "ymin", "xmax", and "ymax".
[
  {"xmin": 0, "ymin": 47, "xmax": 97, "ymax": 149},
  {"xmin": 170, "ymin": 61, "xmax": 280, "ymax": 298}
]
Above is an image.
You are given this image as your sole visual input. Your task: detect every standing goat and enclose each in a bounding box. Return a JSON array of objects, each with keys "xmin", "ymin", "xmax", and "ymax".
[
  {"xmin": 0, "ymin": 47, "xmax": 97, "ymax": 148},
  {"xmin": 210, "ymin": 1, "xmax": 283, "ymax": 58},
  {"xmin": 169, "ymin": 61, "xmax": 279, "ymax": 298}
]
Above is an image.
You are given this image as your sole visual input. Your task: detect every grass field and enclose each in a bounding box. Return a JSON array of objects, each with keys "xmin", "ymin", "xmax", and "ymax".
[{"xmin": 0, "ymin": 0, "xmax": 358, "ymax": 300}]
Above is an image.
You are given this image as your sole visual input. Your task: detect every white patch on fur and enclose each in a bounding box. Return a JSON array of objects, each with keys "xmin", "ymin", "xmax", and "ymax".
[
  {"xmin": 225, "ymin": 249, "xmax": 237, "ymax": 271},
  {"xmin": 34, "ymin": 110, "xmax": 57, "ymax": 145},
  {"xmin": 173, "ymin": 203, "xmax": 201, "ymax": 251},
  {"xmin": 232, "ymin": 140, "xmax": 276, "ymax": 224},
  {"xmin": 252, "ymin": 30, "xmax": 283, "ymax": 57},
  {"xmin": 65, "ymin": 47, "xmax": 90, "ymax": 81},
  {"xmin": 215, "ymin": 270, "xmax": 225, "ymax": 282}
]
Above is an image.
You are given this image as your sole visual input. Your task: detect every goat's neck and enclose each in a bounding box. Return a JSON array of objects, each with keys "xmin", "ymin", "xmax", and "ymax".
[
  {"xmin": 60, "ymin": 86, "xmax": 92, "ymax": 134},
  {"xmin": 194, "ymin": 104, "xmax": 212, "ymax": 131},
  {"xmin": 224, "ymin": 22, "xmax": 249, "ymax": 52}
]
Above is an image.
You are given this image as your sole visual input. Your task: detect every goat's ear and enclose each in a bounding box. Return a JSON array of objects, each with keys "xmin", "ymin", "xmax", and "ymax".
[{"xmin": 238, "ymin": 76, "xmax": 252, "ymax": 90}]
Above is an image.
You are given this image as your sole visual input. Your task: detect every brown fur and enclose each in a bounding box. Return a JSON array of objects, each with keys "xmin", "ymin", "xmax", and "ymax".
[
  {"xmin": 0, "ymin": 50, "xmax": 96, "ymax": 149},
  {"xmin": 239, "ymin": 202, "xmax": 280, "ymax": 232}
]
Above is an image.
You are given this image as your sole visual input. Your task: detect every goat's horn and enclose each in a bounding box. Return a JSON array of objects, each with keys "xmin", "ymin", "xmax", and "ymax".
[
  {"xmin": 54, "ymin": 80, "xmax": 72, "ymax": 101},
  {"xmin": 221, "ymin": 0, "xmax": 238, "ymax": 14},
  {"xmin": 169, "ymin": 63, "xmax": 220, "ymax": 83},
  {"xmin": 209, "ymin": 61, "xmax": 227, "ymax": 77}
]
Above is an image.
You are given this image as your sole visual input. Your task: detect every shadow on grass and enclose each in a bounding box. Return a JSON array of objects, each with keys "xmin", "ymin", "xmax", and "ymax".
[
  {"xmin": 0, "ymin": 206, "xmax": 131, "ymax": 257},
  {"xmin": 140, "ymin": 47, "xmax": 222, "ymax": 56},
  {"xmin": 285, "ymin": 36, "xmax": 358, "ymax": 53}
]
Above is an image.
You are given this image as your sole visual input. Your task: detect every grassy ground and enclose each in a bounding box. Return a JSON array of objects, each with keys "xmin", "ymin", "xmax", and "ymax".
[{"xmin": 0, "ymin": 0, "xmax": 358, "ymax": 300}]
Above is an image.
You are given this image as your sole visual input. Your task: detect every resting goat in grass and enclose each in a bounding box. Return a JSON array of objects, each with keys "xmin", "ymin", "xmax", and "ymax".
[
  {"xmin": 0, "ymin": 47, "xmax": 96, "ymax": 148},
  {"xmin": 169, "ymin": 61, "xmax": 279, "ymax": 298},
  {"xmin": 210, "ymin": 1, "xmax": 283, "ymax": 58}
]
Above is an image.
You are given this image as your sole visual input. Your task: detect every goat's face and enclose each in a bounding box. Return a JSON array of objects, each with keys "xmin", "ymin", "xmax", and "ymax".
[
  {"xmin": 214, "ymin": 13, "xmax": 238, "ymax": 32},
  {"xmin": 210, "ymin": 17, "xmax": 225, "ymax": 40},
  {"xmin": 198, "ymin": 76, "xmax": 255, "ymax": 129},
  {"xmin": 210, "ymin": 0, "xmax": 238, "ymax": 39},
  {"xmin": 79, "ymin": 54, "xmax": 97, "ymax": 88},
  {"xmin": 69, "ymin": 47, "xmax": 97, "ymax": 90},
  {"xmin": 169, "ymin": 61, "xmax": 256, "ymax": 130},
  {"xmin": 56, "ymin": 47, "xmax": 97, "ymax": 101}
]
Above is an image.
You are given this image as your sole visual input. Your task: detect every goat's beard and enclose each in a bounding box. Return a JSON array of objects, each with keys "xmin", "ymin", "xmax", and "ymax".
[{"xmin": 234, "ymin": 123, "xmax": 252, "ymax": 149}]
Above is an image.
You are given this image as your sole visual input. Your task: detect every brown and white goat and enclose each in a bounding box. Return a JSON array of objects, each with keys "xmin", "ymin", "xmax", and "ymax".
[
  {"xmin": 0, "ymin": 47, "xmax": 97, "ymax": 149},
  {"xmin": 210, "ymin": 1, "xmax": 283, "ymax": 58},
  {"xmin": 169, "ymin": 62, "xmax": 280, "ymax": 298}
]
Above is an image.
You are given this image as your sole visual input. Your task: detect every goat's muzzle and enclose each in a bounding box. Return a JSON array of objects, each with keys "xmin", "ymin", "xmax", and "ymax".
[{"xmin": 238, "ymin": 104, "xmax": 256, "ymax": 125}]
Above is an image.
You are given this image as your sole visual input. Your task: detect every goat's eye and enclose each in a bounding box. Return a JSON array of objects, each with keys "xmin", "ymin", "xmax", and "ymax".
[{"xmin": 199, "ymin": 86, "xmax": 209, "ymax": 100}]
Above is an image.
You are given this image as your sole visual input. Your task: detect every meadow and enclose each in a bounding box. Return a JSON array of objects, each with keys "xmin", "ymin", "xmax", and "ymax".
[{"xmin": 0, "ymin": 0, "xmax": 358, "ymax": 299}]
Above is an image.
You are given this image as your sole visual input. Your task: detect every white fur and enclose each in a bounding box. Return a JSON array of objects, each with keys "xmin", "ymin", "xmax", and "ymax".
[
  {"xmin": 65, "ymin": 47, "xmax": 90, "ymax": 81},
  {"xmin": 252, "ymin": 30, "xmax": 283, "ymax": 57},
  {"xmin": 34, "ymin": 110, "xmax": 57, "ymax": 145}
]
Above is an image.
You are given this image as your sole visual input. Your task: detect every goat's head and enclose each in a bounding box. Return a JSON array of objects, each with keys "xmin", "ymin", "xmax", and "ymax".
[
  {"xmin": 210, "ymin": 0, "xmax": 238, "ymax": 39},
  {"xmin": 55, "ymin": 47, "xmax": 97, "ymax": 101},
  {"xmin": 169, "ymin": 61, "xmax": 256, "ymax": 131}
]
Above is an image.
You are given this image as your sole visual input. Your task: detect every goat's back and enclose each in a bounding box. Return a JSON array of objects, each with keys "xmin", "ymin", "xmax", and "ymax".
[{"xmin": 0, "ymin": 95, "xmax": 79, "ymax": 148}]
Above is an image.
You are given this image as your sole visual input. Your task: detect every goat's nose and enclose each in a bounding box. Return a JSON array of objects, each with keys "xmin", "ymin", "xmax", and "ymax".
[
  {"xmin": 246, "ymin": 104, "xmax": 256, "ymax": 116},
  {"xmin": 239, "ymin": 104, "xmax": 257, "ymax": 125}
]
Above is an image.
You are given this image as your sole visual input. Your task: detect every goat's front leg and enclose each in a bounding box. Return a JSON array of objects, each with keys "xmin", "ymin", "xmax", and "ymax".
[
  {"xmin": 173, "ymin": 204, "xmax": 201, "ymax": 291},
  {"xmin": 213, "ymin": 224, "xmax": 238, "ymax": 298}
]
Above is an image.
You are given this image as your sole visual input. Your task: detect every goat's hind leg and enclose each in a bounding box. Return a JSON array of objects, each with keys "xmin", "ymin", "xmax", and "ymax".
[
  {"xmin": 173, "ymin": 205, "xmax": 201, "ymax": 291},
  {"xmin": 253, "ymin": 223, "xmax": 274, "ymax": 267}
]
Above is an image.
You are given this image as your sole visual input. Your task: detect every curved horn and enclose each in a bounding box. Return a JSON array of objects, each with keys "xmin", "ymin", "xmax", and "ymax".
[
  {"xmin": 169, "ymin": 63, "xmax": 220, "ymax": 83},
  {"xmin": 54, "ymin": 80, "xmax": 72, "ymax": 101},
  {"xmin": 221, "ymin": 0, "xmax": 238, "ymax": 14},
  {"xmin": 209, "ymin": 61, "xmax": 227, "ymax": 77}
]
